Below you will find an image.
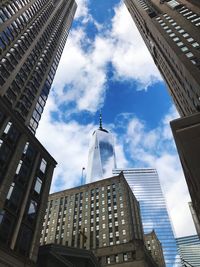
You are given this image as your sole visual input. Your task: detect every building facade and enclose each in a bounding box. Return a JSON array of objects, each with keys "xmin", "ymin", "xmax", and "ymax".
[
  {"xmin": 0, "ymin": 0, "xmax": 77, "ymax": 133},
  {"xmin": 124, "ymin": 0, "xmax": 200, "ymax": 117},
  {"xmin": 40, "ymin": 173, "xmax": 157, "ymax": 267},
  {"xmin": 0, "ymin": 97, "xmax": 57, "ymax": 266},
  {"xmin": 144, "ymin": 230, "xmax": 166, "ymax": 267},
  {"xmin": 0, "ymin": 0, "xmax": 77, "ymax": 265},
  {"xmin": 176, "ymin": 235, "xmax": 200, "ymax": 267},
  {"xmin": 113, "ymin": 168, "xmax": 180, "ymax": 267},
  {"xmin": 86, "ymin": 115, "xmax": 116, "ymax": 183}
]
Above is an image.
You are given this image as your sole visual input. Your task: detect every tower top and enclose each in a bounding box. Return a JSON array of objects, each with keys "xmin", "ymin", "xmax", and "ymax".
[
  {"xmin": 99, "ymin": 110, "xmax": 102, "ymax": 130},
  {"xmin": 96, "ymin": 110, "xmax": 108, "ymax": 133}
]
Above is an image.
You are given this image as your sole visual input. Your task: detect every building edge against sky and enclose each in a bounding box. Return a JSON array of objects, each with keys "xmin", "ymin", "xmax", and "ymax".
[
  {"xmin": 113, "ymin": 168, "xmax": 181, "ymax": 267},
  {"xmin": 0, "ymin": 0, "xmax": 77, "ymax": 266},
  {"xmin": 123, "ymin": 0, "xmax": 200, "ymax": 238}
]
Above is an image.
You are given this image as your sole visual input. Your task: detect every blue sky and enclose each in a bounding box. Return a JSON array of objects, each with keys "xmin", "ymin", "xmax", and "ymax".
[{"xmin": 36, "ymin": 0, "xmax": 195, "ymax": 237}]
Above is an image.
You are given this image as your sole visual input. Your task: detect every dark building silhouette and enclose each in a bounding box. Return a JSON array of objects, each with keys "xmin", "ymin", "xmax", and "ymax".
[
  {"xmin": 37, "ymin": 244, "xmax": 100, "ymax": 267},
  {"xmin": 170, "ymin": 114, "xmax": 200, "ymax": 232},
  {"xmin": 0, "ymin": 0, "xmax": 77, "ymax": 266}
]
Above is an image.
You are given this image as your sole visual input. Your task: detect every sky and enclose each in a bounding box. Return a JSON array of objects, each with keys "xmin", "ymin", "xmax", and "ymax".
[{"xmin": 36, "ymin": 0, "xmax": 196, "ymax": 237}]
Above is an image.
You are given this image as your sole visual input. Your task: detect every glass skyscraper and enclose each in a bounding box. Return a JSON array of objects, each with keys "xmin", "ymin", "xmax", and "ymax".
[
  {"xmin": 86, "ymin": 114, "xmax": 116, "ymax": 183},
  {"xmin": 113, "ymin": 168, "xmax": 181, "ymax": 267},
  {"xmin": 176, "ymin": 235, "xmax": 200, "ymax": 267}
]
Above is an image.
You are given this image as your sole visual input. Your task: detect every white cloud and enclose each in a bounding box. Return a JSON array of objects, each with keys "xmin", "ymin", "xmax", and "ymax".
[
  {"xmin": 36, "ymin": 0, "xmax": 195, "ymax": 239},
  {"xmin": 36, "ymin": 97, "xmax": 127, "ymax": 192},
  {"xmin": 74, "ymin": 0, "xmax": 90, "ymax": 19},
  {"xmin": 110, "ymin": 2, "xmax": 162, "ymax": 89},
  {"xmin": 51, "ymin": 0, "xmax": 162, "ymax": 117},
  {"xmin": 117, "ymin": 107, "xmax": 196, "ymax": 237}
]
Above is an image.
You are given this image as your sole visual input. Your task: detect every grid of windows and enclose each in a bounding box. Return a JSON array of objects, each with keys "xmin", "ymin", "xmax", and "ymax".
[
  {"xmin": 0, "ymin": 0, "xmax": 77, "ymax": 133},
  {"xmin": 113, "ymin": 168, "xmax": 181, "ymax": 267},
  {"xmin": 156, "ymin": 14, "xmax": 200, "ymax": 68},
  {"xmin": 40, "ymin": 176, "xmax": 143, "ymax": 259}
]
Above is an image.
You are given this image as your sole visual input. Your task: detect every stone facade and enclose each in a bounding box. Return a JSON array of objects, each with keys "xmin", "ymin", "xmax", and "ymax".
[
  {"xmin": 40, "ymin": 173, "xmax": 157, "ymax": 267},
  {"xmin": 144, "ymin": 230, "xmax": 166, "ymax": 267}
]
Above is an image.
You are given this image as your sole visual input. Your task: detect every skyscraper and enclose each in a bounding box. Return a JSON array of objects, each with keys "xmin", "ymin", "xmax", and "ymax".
[
  {"xmin": 0, "ymin": 0, "xmax": 77, "ymax": 133},
  {"xmin": 40, "ymin": 173, "xmax": 157, "ymax": 267},
  {"xmin": 113, "ymin": 168, "xmax": 180, "ymax": 267},
  {"xmin": 0, "ymin": 0, "xmax": 77, "ymax": 265},
  {"xmin": 124, "ymin": 0, "xmax": 200, "ymax": 117},
  {"xmin": 176, "ymin": 235, "xmax": 200, "ymax": 267},
  {"xmin": 86, "ymin": 114, "xmax": 116, "ymax": 183},
  {"xmin": 124, "ymin": 0, "xmax": 200, "ymax": 241}
]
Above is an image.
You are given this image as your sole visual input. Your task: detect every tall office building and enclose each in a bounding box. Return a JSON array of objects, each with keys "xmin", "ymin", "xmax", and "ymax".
[
  {"xmin": 113, "ymin": 168, "xmax": 180, "ymax": 267},
  {"xmin": 124, "ymin": 0, "xmax": 200, "ymax": 117},
  {"xmin": 40, "ymin": 173, "xmax": 157, "ymax": 267},
  {"xmin": 0, "ymin": 0, "xmax": 77, "ymax": 266},
  {"xmin": 176, "ymin": 235, "xmax": 200, "ymax": 267},
  {"xmin": 0, "ymin": 0, "xmax": 77, "ymax": 133},
  {"xmin": 124, "ymin": 0, "xmax": 200, "ymax": 241},
  {"xmin": 86, "ymin": 114, "xmax": 116, "ymax": 183}
]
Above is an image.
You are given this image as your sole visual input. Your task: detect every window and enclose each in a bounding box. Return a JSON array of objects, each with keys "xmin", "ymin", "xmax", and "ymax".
[
  {"xmin": 115, "ymin": 255, "xmax": 119, "ymax": 263},
  {"xmin": 177, "ymin": 41, "xmax": 184, "ymax": 47},
  {"xmin": 173, "ymin": 37, "xmax": 179, "ymax": 42},
  {"xmin": 27, "ymin": 200, "xmax": 38, "ymax": 222},
  {"xmin": 106, "ymin": 256, "xmax": 110, "ymax": 264},
  {"xmin": 34, "ymin": 177, "xmax": 42, "ymax": 194},
  {"xmin": 123, "ymin": 253, "xmax": 128, "ymax": 262},
  {"xmin": 181, "ymin": 46, "xmax": 189, "ymax": 52},
  {"xmin": 40, "ymin": 158, "xmax": 47, "ymax": 173},
  {"xmin": 178, "ymin": 29, "xmax": 184, "ymax": 33},
  {"xmin": 183, "ymin": 33, "xmax": 189, "ymax": 38},
  {"xmin": 4, "ymin": 121, "xmax": 12, "ymax": 134},
  {"xmin": 16, "ymin": 160, "xmax": 23, "ymax": 174},
  {"xmin": 186, "ymin": 52, "xmax": 194, "ymax": 58},
  {"xmin": 187, "ymin": 37, "xmax": 194, "ymax": 43},
  {"xmin": 169, "ymin": 33, "xmax": 175, "ymax": 37},
  {"xmin": 192, "ymin": 42, "xmax": 199, "ymax": 48},
  {"xmin": 122, "ymin": 229, "xmax": 126, "ymax": 235}
]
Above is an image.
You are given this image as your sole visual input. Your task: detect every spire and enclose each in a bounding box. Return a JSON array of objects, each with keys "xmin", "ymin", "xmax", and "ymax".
[{"xmin": 99, "ymin": 110, "xmax": 102, "ymax": 130}]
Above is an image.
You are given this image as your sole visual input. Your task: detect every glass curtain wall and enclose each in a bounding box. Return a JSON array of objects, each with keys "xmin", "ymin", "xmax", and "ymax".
[{"xmin": 113, "ymin": 168, "xmax": 181, "ymax": 267}]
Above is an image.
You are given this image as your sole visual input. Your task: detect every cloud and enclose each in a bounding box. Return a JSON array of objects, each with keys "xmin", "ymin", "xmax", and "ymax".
[
  {"xmin": 36, "ymin": 0, "xmax": 194, "ymax": 239},
  {"xmin": 51, "ymin": 0, "xmax": 162, "ymax": 118},
  {"xmin": 74, "ymin": 0, "xmax": 90, "ymax": 19},
  {"xmin": 116, "ymin": 107, "xmax": 195, "ymax": 237},
  {"xmin": 36, "ymin": 96, "xmax": 127, "ymax": 192},
  {"xmin": 109, "ymin": 2, "xmax": 162, "ymax": 89}
]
